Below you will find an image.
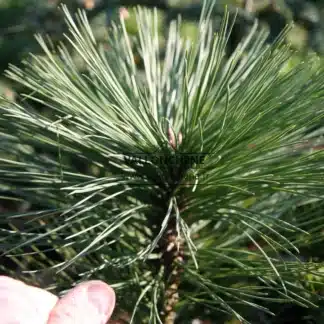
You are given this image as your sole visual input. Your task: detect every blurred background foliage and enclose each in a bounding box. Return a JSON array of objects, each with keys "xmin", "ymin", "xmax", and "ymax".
[
  {"xmin": 1, "ymin": 0, "xmax": 324, "ymax": 323},
  {"xmin": 1, "ymin": 0, "xmax": 324, "ymax": 92},
  {"xmin": 1, "ymin": 0, "xmax": 324, "ymax": 98}
]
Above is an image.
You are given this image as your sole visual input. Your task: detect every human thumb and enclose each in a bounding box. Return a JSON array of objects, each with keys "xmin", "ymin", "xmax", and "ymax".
[{"xmin": 47, "ymin": 280, "xmax": 115, "ymax": 324}]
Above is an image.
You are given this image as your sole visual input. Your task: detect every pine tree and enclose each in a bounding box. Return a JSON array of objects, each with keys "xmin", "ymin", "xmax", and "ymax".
[{"xmin": 0, "ymin": 2, "xmax": 324, "ymax": 323}]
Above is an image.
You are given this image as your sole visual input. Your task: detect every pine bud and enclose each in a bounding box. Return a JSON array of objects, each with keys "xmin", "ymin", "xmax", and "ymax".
[{"xmin": 168, "ymin": 127, "xmax": 176, "ymax": 150}]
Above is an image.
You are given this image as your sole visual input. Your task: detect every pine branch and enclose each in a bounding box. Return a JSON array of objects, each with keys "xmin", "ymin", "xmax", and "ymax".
[
  {"xmin": 0, "ymin": 1, "xmax": 324, "ymax": 323},
  {"xmin": 159, "ymin": 215, "xmax": 184, "ymax": 323}
]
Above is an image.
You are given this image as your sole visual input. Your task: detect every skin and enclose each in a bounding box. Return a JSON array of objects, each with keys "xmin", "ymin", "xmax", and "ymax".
[{"xmin": 0, "ymin": 276, "xmax": 116, "ymax": 324}]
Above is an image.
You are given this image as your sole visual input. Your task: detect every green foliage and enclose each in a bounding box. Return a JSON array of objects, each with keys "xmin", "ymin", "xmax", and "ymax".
[{"xmin": 0, "ymin": 1, "xmax": 324, "ymax": 323}]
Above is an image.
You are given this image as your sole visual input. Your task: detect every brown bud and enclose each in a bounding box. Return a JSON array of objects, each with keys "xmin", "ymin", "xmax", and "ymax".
[
  {"xmin": 166, "ymin": 242, "xmax": 175, "ymax": 252},
  {"xmin": 84, "ymin": 0, "xmax": 95, "ymax": 9},
  {"xmin": 119, "ymin": 7, "xmax": 129, "ymax": 20},
  {"xmin": 168, "ymin": 127, "xmax": 176, "ymax": 149}
]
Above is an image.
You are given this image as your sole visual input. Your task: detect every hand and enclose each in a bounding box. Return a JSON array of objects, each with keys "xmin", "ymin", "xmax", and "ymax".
[{"xmin": 0, "ymin": 276, "xmax": 115, "ymax": 324}]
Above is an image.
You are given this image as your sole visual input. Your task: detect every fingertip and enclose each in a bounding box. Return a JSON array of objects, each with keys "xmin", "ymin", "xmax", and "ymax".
[
  {"xmin": 84, "ymin": 280, "xmax": 116, "ymax": 319},
  {"xmin": 48, "ymin": 280, "xmax": 115, "ymax": 324}
]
